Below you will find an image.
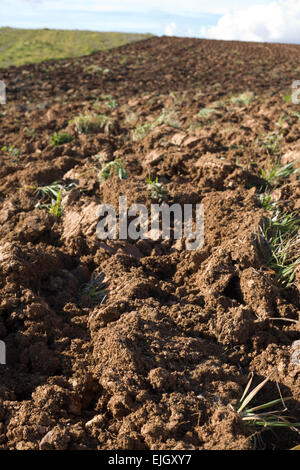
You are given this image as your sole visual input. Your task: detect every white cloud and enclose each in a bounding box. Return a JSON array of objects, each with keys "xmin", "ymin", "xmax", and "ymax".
[
  {"xmin": 164, "ymin": 22, "xmax": 194, "ymax": 37},
  {"xmin": 165, "ymin": 22, "xmax": 178, "ymax": 36},
  {"xmin": 200, "ymin": 0, "xmax": 300, "ymax": 44}
]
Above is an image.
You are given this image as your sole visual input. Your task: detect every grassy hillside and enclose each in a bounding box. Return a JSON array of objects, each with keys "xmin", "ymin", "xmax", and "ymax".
[{"xmin": 0, "ymin": 27, "xmax": 152, "ymax": 68}]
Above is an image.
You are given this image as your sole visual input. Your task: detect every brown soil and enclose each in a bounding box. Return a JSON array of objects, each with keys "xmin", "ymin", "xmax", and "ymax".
[{"xmin": 0, "ymin": 36, "xmax": 299, "ymax": 450}]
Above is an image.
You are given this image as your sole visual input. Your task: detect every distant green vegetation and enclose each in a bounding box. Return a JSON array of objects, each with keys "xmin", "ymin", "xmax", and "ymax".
[{"xmin": 0, "ymin": 27, "xmax": 152, "ymax": 68}]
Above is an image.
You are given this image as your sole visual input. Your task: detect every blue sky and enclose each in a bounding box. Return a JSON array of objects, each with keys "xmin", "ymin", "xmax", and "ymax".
[{"xmin": 1, "ymin": 0, "xmax": 300, "ymax": 43}]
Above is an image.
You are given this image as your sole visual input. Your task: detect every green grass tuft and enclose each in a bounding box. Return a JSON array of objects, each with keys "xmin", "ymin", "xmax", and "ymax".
[
  {"xmin": 230, "ymin": 91, "xmax": 255, "ymax": 106},
  {"xmin": 259, "ymin": 211, "xmax": 300, "ymax": 287},
  {"xmin": 98, "ymin": 159, "xmax": 127, "ymax": 183},
  {"xmin": 71, "ymin": 113, "xmax": 115, "ymax": 135},
  {"xmin": 82, "ymin": 274, "xmax": 108, "ymax": 303},
  {"xmin": 30, "ymin": 181, "xmax": 77, "ymax": 218},
  {"xmin": 259, "ymin": 132, "xmax": 282, "ymax": 156},
  {"xmin": 261, "ymin": 159, "xmax": 299, "ymax": 186},
  {"xmin": 52, "ymin": 131, "xmax": 73, "ymax": 146},
  {"xmin": 48, "ymin": 188, "xmax": 63, "ymax": 219},
  {"xmin": 132, "ymin": 109, "xmax": 182, "ymax": 141},
  {"xmin": 237, "ymin": 373, "xmax": 300, "ymax": 433},
  {"xmin": 146, "ymin": 176, "xmax": 168, "ymax": 203},
  {"xmin": 198, "ymin": 107, "xmax": 220, "ymax": 119}
]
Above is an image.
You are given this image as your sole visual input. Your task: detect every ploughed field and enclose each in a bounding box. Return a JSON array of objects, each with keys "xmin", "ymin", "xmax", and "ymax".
[{"xmin": 0, "ymin": 36, "xmax": 300, "ymax": 450}]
